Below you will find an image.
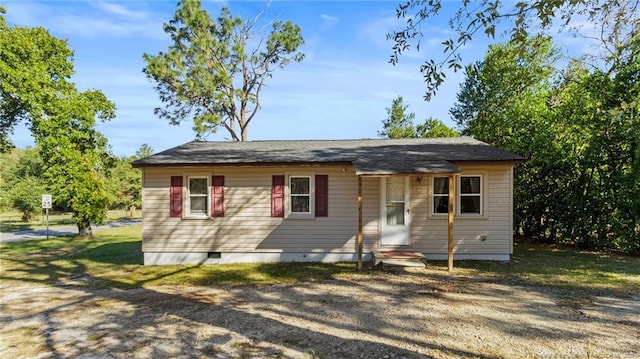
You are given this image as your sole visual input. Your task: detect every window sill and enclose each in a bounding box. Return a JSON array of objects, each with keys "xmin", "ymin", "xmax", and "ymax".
[
  {"xmin": 458, "ymin": 214, "xmax": 487, "ymax": 220},
  {"xmin": 287, "ymin": 213, "xmax": 315, "ymax": 220},
  {"xmin": 428, "ymin": 214, "xmax": 488, "ymax": 220},
  {"xmin": 182, "ymin": 215, "xmax": 210, "ymax": 220}
]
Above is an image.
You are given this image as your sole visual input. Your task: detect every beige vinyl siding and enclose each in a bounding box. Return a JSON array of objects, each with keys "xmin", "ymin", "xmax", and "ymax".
[
  {"xmin": 141, "ymin": 163, "xmax": 515, "ymax": 258},
  {"xmin": 361, "ymin": 177, "xmax": 380, "ymax": 253},
  {"xmin": 142, "ymin": 166, "xmax": 361, "ymax": 253},
  {"xmin": 402, "ymin": 164, "xmax": 514, "ymax": 255}
]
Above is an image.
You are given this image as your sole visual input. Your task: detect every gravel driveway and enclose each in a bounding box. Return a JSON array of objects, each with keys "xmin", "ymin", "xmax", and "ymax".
[{"xmin": 1, "ymin": 269, "xmax": 638, "ymax": 358}]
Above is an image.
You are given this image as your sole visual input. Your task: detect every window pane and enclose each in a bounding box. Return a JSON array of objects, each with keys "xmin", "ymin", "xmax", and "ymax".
[
  {"xmin": 386, "ymin": 177, "xmax": 404, "ymax": 201},
  {"xmin": 291, "ymin": 196, "xmax": 310, "ymax": 213},
  {"xmin": 434, "ymin": 196, "xmax": 449, "ymax": 214},
  {"xmin": 291, "ymin": 177, "xmax": 309, "ymax": 195},
  {"xmin": 434, "ymin": 177, "xmax": 449, "ymax": 194},
  {"xmin": 460, "ymin": 196, "xmax": 481, "ymax": 213},
  {"xmin": 461, "ymin": 176, "xmax": 480, "ymax": 194},
  {"xmin": 190, "ymin": 196, "xmax": 207, "ymax": 214},
  {"xmin": 189, "ymin": 178, "xmax": 208, "ymax": 194},
  {"xmin": 386, "ymin": 202, "xmax": 405, "ymax": 225}
]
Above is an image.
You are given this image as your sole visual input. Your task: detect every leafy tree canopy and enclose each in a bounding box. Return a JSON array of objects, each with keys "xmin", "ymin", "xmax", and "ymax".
[
  {"xmin": 379, "ymin": 96, "xmax": 417, "ymax": 139},
  {"xmin": 0, "ymin": 147, "xmax": 46, "ymax": 221},
  {"xmin": 104, "ymin": 144, "xmax": 153, "ymax": 211},
  {"xmin": 389, "ymin": 0, "xmax": 639, "ymax": 100},
  {"xmin": 144, "ymin": 0, "xmax": 304, "ymax": 141},
  {"xmin": 416, "ymin": 118, "xmax": 459, "ymax": 138},
  {"xmin": 450, "ymin": 35, "xmax": 558, "ymax": 151},
  {"xmin": 452, "ymin": 33, "xmax": 640, "ymax": 254},
  {"xmin": 379, "ymin": 95, "xmax": 458, "ymax": 139},
  {"xmin": 0, "ymin": 8, "xmax": 116, "ymax": 235},
  {"xmin": 135, "ymin": 143, "xmax": 154, "ymax": 159}
]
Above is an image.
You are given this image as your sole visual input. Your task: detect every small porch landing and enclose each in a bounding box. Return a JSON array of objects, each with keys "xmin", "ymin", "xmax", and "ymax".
[{"xmin": 373, "ymin": 251, "xmax": 427, "ymax": 268}]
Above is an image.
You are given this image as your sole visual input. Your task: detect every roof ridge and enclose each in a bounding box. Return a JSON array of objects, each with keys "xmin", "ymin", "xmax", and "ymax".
[{"xmin": 195, "ymin": 137, "xmax": 477, "ymax": 143}]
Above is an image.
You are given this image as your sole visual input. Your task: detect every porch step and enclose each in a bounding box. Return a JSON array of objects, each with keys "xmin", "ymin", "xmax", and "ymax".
[{"xmin": 373, "ymin": 251, "xmax": 427, "ymax": 268}]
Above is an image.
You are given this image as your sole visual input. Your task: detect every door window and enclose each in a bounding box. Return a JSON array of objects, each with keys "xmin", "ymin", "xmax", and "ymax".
[{"xmin": 386, "ymin": 177, "xmax": 405, "ymax": 225}]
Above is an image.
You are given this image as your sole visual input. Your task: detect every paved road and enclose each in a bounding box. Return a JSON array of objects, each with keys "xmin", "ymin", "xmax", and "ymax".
[{"xmin": 0, "ymin": 218, "xmax": 141, "ymax": 243}]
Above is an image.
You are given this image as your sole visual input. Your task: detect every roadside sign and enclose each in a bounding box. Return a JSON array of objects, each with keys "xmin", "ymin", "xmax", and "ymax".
[{"xmin": 42, "ymin": 194, "xmax": 52, "ymax": 209}]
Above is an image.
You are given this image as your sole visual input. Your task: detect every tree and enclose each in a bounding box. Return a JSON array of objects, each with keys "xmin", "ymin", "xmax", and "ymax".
[
  {"xmin": 0, "ymin": 8, "xmax": 74, "ymax": 151},
  {"xmin": 0, "ymin": 147, "xmax": 46, "ymax": 221},
  {"xmin": 135, "ymin": 143, "xmax": 154, "ymax": 159},
  {"xmin": 550, "ymin": 55, "xmax": 640, "ymax": 253},
  {"xmin": 379, "ymin": 96, "xmax": 458, "ymax": 139},
  {"xmin": 143, "ymin": 0, "xmax": 304, "ymax": 141},
  {"xmin": 10, "ymin": 176, "xmax": 46, "ymax": 222},
  {"xmin": 379, "ymin": 96, "xmax": 417, "ymax": 138},
  {"xmin": 104, "ymin": 156, "xmax": 139, "ymax": 210},
  {"xmin": 32, "ymin": 90, "xmax": 115, "ymax": 235},
  {"xmin": 453, "ymin": 33, "xmax": 640, "ymax": 254},
  {"xmin": 0, "ymin": 8, "xmax": 116, "ymax": 235},
  {"xmin": 0, "ymin": 146, "xmax": 44, "ymax": 181},
  {"xmin": 105, "ymin": 145, "xmax": 152, "ymax": 211},
  {"xmin": 450, "ymin": 36, "xmax": 558, "ymax": 151},
  {"xmin": 451, "ymin": 36, "xmax": 563, "ymax": 239},
  {"xmin": 416, "ymin": 118, "xmax": 459, "ymax": 138},
  {"xmin": 388, "ymin": 0, "xmax": 639, "ymax": 100}
]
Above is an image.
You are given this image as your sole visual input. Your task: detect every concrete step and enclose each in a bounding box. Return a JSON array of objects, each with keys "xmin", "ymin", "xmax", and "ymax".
[
  {"xmin": 378, "ymin": 259, "xmax": 427, "ymax": 267},
  {"xmin": 372, "ymin": 251, "xmax": 427, "ymax": 267}
]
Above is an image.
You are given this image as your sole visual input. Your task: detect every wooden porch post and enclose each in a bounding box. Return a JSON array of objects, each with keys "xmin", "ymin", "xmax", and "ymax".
[
  {"xmin": 448, "ymin": 174, "xmax": 455, "ymax": 271},
  {"xmin": 357, "ymin": 176, "xmax": 363, "ymax": 271}
]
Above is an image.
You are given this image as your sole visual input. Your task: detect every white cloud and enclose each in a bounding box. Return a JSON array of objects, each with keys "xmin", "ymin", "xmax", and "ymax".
[
  {"xmin": 54, "ymin": 15, "xmax": 164, "ymax": 39},
  {"xmin": 3, "ymin": 2, "xmax": 48, "ymax": 25},
  {"xmin": 360, "ymin": 15, "xmax": 402, "ymax": 47},
  {"xmin": 4, "ymin": 2, "xmax": 166, "ymax": 39},
  {"xmin": 93, "ymin": 2, "xmax": 147, "ymax": 19},
  {"xmin": 320, "ymin": 14, "xmax": 339, "ymax": 28}
]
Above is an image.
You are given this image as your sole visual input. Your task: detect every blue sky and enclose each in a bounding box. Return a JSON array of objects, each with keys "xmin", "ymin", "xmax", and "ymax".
[{"xmin": 3, "ymin": 1, "xmax": 590, "ymax": 156}]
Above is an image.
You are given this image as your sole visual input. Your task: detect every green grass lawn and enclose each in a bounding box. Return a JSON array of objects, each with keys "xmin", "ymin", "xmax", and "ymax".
[
  {"xmin": 1, "ymin": 225, "xmax": 638, "ymax": 297},
  {"xmin": 0, "ymin": 225, "xmax": 353, "ymax": 289},
  {"xmin": 429, "ymin": 241, "xmax": 640, "ymax": 298}
]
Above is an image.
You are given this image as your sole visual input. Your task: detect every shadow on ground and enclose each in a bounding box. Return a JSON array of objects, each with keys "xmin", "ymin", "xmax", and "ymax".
[{"xmin": 1, "ymin": 239, "xmax": 639, "ymax": 358}]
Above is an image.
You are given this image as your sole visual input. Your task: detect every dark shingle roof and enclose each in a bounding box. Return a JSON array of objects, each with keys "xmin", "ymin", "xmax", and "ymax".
[{"xmin": 132, "ymin": 137, "xmax": 524, "ymax": 175}]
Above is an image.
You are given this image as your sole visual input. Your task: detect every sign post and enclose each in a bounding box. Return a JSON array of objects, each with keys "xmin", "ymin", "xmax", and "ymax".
[{"xmin": 42, "ymin": 194, "xmax": 52, "ymax": 240}]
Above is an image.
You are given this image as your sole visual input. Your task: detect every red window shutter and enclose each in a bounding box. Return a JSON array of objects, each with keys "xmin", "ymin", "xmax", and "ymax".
[
  {"xmin": 170, "ymin": 176, "xmax": 183, "ymax": 218},
  {"xmin": 315, "ymin": 175, "xmax": 328, "ymax": 217},
  {"xmin": 211, "ymin": 175, "xmax": 224, "ymax": 217},
  {"xmin": 271, "ymin": 175, "xmax": 285, "ymax": 217}
]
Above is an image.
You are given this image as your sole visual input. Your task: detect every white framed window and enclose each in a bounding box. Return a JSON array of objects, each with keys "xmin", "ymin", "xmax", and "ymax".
[
  {"xmin": 290, "ymin": 176, "xmax": 311, "ymax": 214},
  {"xmin": 459, "ymin": 175, "xmax": 482, "ymax": 215},
  {"xmin": 187, "ymin": 176, "xmax": 209, "ymax": 216},
  {"xmin": 432, "ymin": 177, "xmax": 450, "ymax": 215},
  {"xmin": 287, "ymin": 175, "xmax": 315, "ymax": 218},
  {"xmin": 431, "ymin": 174, "xmax": 485, "ymax": 216}
]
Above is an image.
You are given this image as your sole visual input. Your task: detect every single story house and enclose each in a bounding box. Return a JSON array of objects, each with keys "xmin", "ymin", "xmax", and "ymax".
[{"xmin": 132, "ymin": 137, "xmax": 524, "ymax": 267}]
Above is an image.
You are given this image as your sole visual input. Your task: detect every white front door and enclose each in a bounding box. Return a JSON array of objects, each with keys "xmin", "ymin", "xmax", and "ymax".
[{"xmin": 380, "ymin": 177, "xmax": 411, "ymax": 246}]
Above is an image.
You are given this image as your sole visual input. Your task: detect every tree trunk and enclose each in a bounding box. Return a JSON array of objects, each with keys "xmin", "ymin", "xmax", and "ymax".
[
  {"xmin": 77, "ymin": 221, "xmax": 92, "ymax": 236},
  {"xmin": 241, "ymin": 126, "xmax": 248, "ymax": 141}
]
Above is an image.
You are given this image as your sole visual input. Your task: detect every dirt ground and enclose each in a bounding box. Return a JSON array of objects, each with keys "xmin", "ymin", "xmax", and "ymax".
[{"xmin": 1, "ymin": 269, "xmax": 639, "ymax": 359}]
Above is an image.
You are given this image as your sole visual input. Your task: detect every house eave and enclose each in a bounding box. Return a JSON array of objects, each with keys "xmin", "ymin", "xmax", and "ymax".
[
  {"xmin": 355, "ymin": 170, "xmax": 462, "ymax": 177},
  {"xmin": 131, "ymin": 161, "xmax": 354, "ymax": 169},
  {"xmin": 449, "ymin": 159, "xmax": 524, "ymax": 166}
]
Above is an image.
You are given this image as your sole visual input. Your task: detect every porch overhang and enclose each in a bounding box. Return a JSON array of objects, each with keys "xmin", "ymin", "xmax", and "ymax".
[
  {"xmin": 355, "ymin": 159, "xmax": 460, "ymax": 272},
  {"xmin": 352, "ymin": 158, "xmax": 462, "ymax": 176}
]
